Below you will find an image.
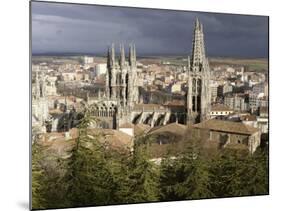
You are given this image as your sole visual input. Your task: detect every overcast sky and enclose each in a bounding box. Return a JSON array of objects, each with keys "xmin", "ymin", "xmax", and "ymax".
[{"xmin": 31, "ymin": 1, "xmax": 268, "ymax": 58}]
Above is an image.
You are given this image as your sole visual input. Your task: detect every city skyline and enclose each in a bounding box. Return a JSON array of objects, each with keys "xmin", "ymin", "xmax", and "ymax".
[
  {"xmin": 31, "ymin": 3, "xmax": 269, "ymax": 209},
  {"xmin": 31, "ymin": 1, "xmax": 268, "ymax": 58}
]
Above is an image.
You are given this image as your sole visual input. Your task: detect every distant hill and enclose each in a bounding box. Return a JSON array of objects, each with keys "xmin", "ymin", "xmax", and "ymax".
[{"xmin": 209, "ymin": 57, "xmax": 268, "ymax": 72}]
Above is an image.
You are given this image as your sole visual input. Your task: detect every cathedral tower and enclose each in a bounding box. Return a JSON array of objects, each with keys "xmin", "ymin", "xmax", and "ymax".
[
  {"xmin": 105, "ymin": 43, "xmax": 139, "ymax": 109},
  {"xmin": 186, "ymin": 18, "xmax": 211, "ymax": 123},
  {"xmin": 127, "ymin": 43, "xmax": 138, "ymax": 108}
]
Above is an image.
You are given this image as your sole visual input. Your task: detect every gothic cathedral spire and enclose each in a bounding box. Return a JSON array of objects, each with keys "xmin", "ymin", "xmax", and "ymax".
[
  {"xmin": 187, "ymin": 18, "xmax": 211, "ymax": 124},
  {"xmin": 191, "ymin": 17, "xmax": 206, "ymax": 70},
  {"xmin": 129, "ymin": 43, "xmax": 136, "ymax": 67},
  {"xmin": 110, "ymin": 43, "xmax": 115, "ymax": 67},
  {"xmin": 105, "ymin": 43, "xmax": 139, "ymax": 108},
  {"xmin": 119, "ymin": 43, "xmax": 125, "ymax": 68}
]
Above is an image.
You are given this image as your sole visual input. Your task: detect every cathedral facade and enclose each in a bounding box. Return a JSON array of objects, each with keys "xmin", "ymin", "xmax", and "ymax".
[
  {"xmin": 105, "ymin": 43, "xmax": 139, "ymax": 109},
  {"xmin": 32, "ymin": 71, "xmax": 49, "ymax": 138},
  {"xmin": 88, "ymin": 43, "xmax": 139, "ymax": 128}
]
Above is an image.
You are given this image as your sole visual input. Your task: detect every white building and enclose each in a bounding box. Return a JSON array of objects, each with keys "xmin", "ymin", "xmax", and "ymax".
[
  {"xmin": 95, "ymin": 63, "xmax": 107, "ymax": 76},
  {"xmin": 84, "ymin": 56, "xmax": 94, "ymax": 64},
  {"xmin": 210, "ymin": 104, "xmax": 233, "ymax": 119},
  {"xmin": 171, "ymin": 83, "xmax": 182, "ymax": 93},
  {"xmin": 224, "ymin": 94, "xmax": 249, "ymax": 112},
  {"xmin": 61, "ymin": 72, "xmax": 77, "ymax": 81},
  {"xmin": 226, "ymin": 67, "xmax": 235, "ymax": 73},
  {"xmin": 210, "ymin": 82, "xmax": 219, "ymax": 102}
]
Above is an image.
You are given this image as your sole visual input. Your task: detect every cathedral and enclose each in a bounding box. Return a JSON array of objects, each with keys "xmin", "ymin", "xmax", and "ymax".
[
  {"xmin": 186, "ymin": 18, "xmax": 211, "ymax": 124},
  {"xmin": 89, "ymin": 18, "xmax": 211, "ymax": 129},
  {"xmin": 105, "ymin": 43, "xmax": 139, "ymax": 109},
  {"xmin": 32, "ymin": 70, "xmax": 49, "ymax": 139},
  {"xmin": 88, "ymin": 43, "xmax": 139, "ymax": 128}
]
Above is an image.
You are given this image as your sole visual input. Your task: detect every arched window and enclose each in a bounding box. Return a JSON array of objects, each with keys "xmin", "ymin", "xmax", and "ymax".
[
  {"xmin": 192, "ymin": 78, "xmax": 196, "ymax": 93},
  {"xmin": 197, "ymin": 79, "xmax": 201, "ymax": 93}
]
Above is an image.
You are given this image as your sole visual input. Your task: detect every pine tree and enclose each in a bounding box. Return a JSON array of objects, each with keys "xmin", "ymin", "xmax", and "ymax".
[
  {"xmin": 31, "ymin": 142, "xmax": 46, "ymax": 209},
  {"xmin": 230, "ymin": 147, "xmax": 269, "ymax": 196},
  {"xmin": 116, "ymin": 134, "xmax": 160, "ymax": 203},
  {"xmin": 160, "ymin": 131, "xmax": 214, "ymax": 200},
  {"xmin": 32, "ymin": 142, "xmax": 71, "ymax": 209},
  {"xmin": 210, "ymin": 147, "xmax": 269, "ymax": 197},
  {"xmin": 210, "ymin": 149, "xmax": 245, "ymax": 197},
  {"xmin": 250, "ymin": 147, "xmax": 269, "ymax": 195},
  {"xmin": 181, "ymin": 155, "xmax": 214, "ymax": 199},
  {"xmin": 159, "ymin": 157, "xmax": 189, "ymax": 200},
  {"xmin": 64, "ymin": 111, "xmax": 118, "ymax": 207}
]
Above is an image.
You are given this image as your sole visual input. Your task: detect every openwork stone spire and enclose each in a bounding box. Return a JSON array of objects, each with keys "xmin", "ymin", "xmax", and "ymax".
[
  {"xmin": 129, "ymin": 43, "xmax": 136, "ymax": 67},
  {"xmin": 190, "ymin": 18, "xmax": 206, "ymax": 71},
  {"xmin": 187, "ymin": 18, "xmax": 211, "ymax": 124},
  {"xmin": 105, "ymin": 43, "xmax": 139, "ymax": 109},
  {"xmin": 119, "ymin": 43, "xmax": 125, "ymax": 68},
  {"xmin": 110, "ymin": 43, "xmax": 115, "ymax": 67}
]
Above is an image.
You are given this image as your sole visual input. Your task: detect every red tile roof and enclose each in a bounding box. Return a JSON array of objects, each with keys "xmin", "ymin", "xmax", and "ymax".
[{"xmin": 194, "ymin": 119, "xmax": 259, "ymax": 135}]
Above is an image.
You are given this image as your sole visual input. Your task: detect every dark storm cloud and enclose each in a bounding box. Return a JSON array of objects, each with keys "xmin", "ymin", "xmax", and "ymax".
[{"xmin": 31, "ymin": 1, "xmax": 268, "ymax": 57}]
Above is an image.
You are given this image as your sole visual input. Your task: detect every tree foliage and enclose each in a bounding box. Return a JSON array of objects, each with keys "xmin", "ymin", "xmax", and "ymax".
[
  {"xmin": 119, "ymin": 141, "xmax": 159, "ymax": 203},
  {"xmin": 32, "ymin": 115, "xmax": 269, "ymax": 209},
  {"xmin": 210, "ymin": 147, "xmax": 269, "ymax": 197},
  {"xmin": 31, "ymin": 142, "xmax": 46, "ymax": 209},
  {"xmin": 63, "ymin": 111, "xmax": 118, "ymax": 207},
  {"xmin": 159, "ymin": 134, "xmax": 213, "ymax": 200},
  {"xmin": 208, "ymin": 137, "xmax": 268, "ymax": 198}
]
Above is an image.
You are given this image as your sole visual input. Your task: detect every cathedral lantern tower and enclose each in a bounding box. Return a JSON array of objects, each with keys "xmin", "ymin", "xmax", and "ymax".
[{"xmin": 186, "ymin": 18, "xmax": 211, "ymax": 124}]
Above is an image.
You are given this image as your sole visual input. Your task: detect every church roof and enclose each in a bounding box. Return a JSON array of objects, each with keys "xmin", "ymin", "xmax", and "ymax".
[
  {"xmin": 41, "ymin": 127, "xmax": 133, "ymax": 155},
  {"xmin": 147, "ymin": 122, "xmax": 187, "ymax": 136},
  {"xmin": 134, "ymin": 123, "xmax": 151, "ymax": 135},
  {"xmin": 164, "ymin": 100, "xmax": 185, "ymax": 107},
  {"xmin": 88, "ymin": 128, "xmax": 133, "ymax": 151},
  {"xmin": 194, "ymin": 119, "xmax": 259, "ymax": 135},
  {"xmin": 133, "ymin": 103, "xmax": 165, "ymax": 111},
  {"xmin": 119, "ymin": 122, "xmax": 134, "ymax": 128}
]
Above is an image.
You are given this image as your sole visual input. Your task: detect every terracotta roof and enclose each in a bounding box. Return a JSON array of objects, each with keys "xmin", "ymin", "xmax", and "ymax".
[
  {"xmin": 211, "ymin": 104, "xmax": 233, "ymax": 112},
  {"xmin": 41, "ymin": 128, "xmax": 133, "ymax": 154},
  {"xmin": 88, "ymin": 128, "xmax": 133, "ymax": 150},
  {"xmin": 119, "ymin": 122, "xmax": 134, "ymax": 128},
  {"xmin": 134, "ymin": 123, "xmax": 151, "ymax": 135},
  {"xmin": 194, "ymin": 119, "xmax": 259, "ymax": 135},
  {"xmin": 147, "ymin": 122, "xmax": 187, "ymax": 136}
]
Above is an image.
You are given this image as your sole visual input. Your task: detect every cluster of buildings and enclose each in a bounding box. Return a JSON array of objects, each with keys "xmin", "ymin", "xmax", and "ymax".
[{"xmin": 32, "ymin": 18, "xmax": 268, "ymax": 156}]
